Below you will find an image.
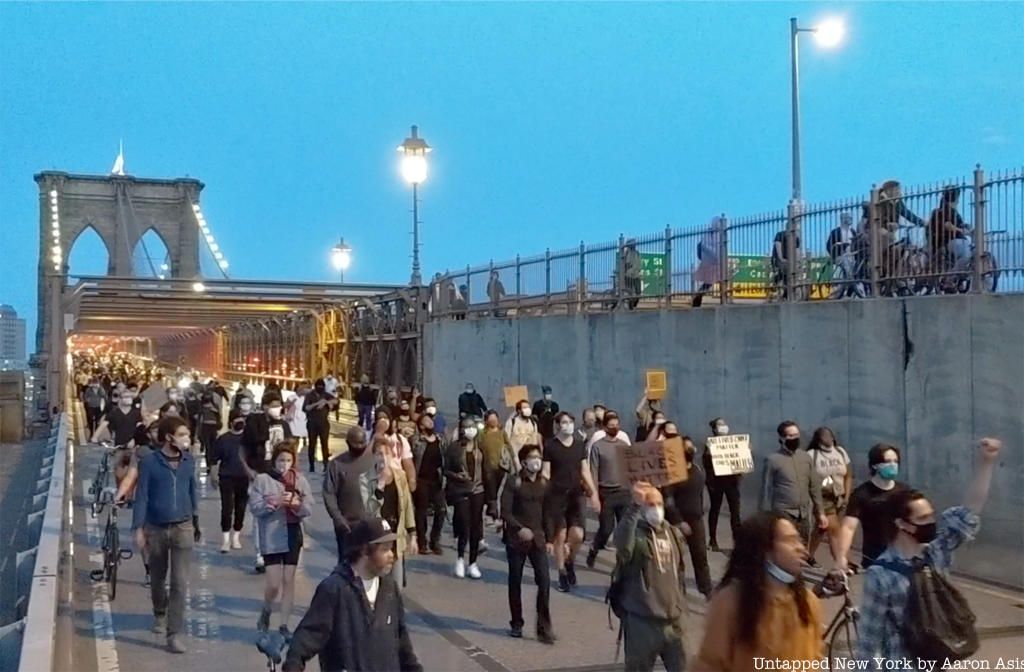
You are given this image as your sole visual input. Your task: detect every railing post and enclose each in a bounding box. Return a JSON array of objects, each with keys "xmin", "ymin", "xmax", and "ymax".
[
  {"xmin": 616, "ymin": 233, "xmax": 626, "ymax": 303},
  {"xmin": 578, "ymin": 240, "xmax": 586, "ymax": 313},
  {"xmin": 488, "ymin": 260, "xmax": 495, "ymax": 312},
  {"xmin": 785, "ymin": 200, "xmax": 800, "ymax": 302},
  {"xmin": 464, "ymin": 265, "xmax": 472, "ymax": 310},
  {"xmin": 972, "ymin": 164, "xmax": 986, "ymax": 294},
  {"xmin": 515, "ymin": 254, "xmax": 522, "ymax": 313},
  {"xmin": 544, "ymin": 248, "xmax": 552, "ymax": 308},
  {"xmin": 868, "ymin": 186, "xmax": 881, "ymax": 298},
  {"xmin": 663, "ymin": 226, "xmax": 673, "ymax": 308},
  {"xmin": 718, "ymin": 214, "xmax": 730, "ymax": 304}
]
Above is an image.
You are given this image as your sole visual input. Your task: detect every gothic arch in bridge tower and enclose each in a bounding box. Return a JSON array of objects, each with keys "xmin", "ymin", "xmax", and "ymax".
[
  {"xmin": 66, "ymin": 223, "xmax": 113, "ymax": 277},
  {"xmin": 132, "ymin": 227, "xmax": 172, "ymax": 277}
]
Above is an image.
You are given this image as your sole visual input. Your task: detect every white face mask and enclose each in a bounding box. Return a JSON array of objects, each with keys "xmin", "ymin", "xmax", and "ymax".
[
  {"xmin": 173, "ymin": 435, "xmax": 191, "ymax": 451},
  {"xmin": 267, "ymin": 407, "xmax": 282, "ymax": 419},
  {"xmin": 425, "ymin": 406, "xmax": 437, "ymax": 416},
  {"xmin": 644, "ymin": 505, "xmax": 665, "ymax": 528},
  {"xmin": 520, "ymin": 407, "xmax": 532, "ymax": 418},
  {"xmin": 559, "ymin": 423, "xmax": 575, "ymax": 436},
  {"xmin": 654, "ymin": 418, "xmax": 666, "ymax": 425},
  {"xmin": 543, "ymin": 394, "xmax": 552, "ymax": 401},
  {"xmin": 464, "ymin": 427, "xmax": 478, "ymax": 440},
  {"xmin": 524, "ymin": 457, "xmax": 543, "ymax": 473},
  {"xmin": 717, "ymin": 424, "xmax": 730, "ymax": 436}
]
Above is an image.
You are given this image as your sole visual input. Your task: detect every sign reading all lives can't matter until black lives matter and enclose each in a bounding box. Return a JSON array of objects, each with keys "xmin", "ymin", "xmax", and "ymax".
[{"xmin": 706, "ymin": 434, "xmax": 755, "ymax": 476}]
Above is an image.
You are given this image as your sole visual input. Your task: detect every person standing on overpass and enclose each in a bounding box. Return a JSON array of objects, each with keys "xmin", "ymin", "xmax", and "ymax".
[{"xmin": 132, "ymin": 416, "xmax": 201, "ymax": 654}]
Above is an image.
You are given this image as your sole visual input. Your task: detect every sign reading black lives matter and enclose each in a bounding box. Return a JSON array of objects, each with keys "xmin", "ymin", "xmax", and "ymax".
[
  {"xmin": 706, "ymin": 434, "xmax": 754, "ymax": 476},
  {"xmin": 617, "ymin": 437, "xmax": 688, "ymax": 489}
]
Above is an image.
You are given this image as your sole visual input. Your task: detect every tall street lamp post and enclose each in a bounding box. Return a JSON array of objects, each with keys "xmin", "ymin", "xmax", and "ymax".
[
  {"xmin": 398, "ymin": 125, "xmax": 431, "ymax": 287},
  {"xmin": 331, "ymin": 238, "xmax": 352, "ymax": 283}
]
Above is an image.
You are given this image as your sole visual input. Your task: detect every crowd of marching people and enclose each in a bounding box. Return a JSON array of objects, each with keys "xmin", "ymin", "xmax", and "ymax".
[{"xmin": 75, "ymin": 351, "xmax": 1005, "ymax": 671}]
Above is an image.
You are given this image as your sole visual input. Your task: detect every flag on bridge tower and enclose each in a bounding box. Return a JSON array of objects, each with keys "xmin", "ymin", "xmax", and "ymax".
[{"xmin": 111, "ymin": 140, "xmax": 125, "ymax": 176}]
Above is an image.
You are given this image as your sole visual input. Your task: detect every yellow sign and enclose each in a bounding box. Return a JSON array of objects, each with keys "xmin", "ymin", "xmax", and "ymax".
[
  {"xmin": 503, "ymin": 385, "xmax": 530, "ymax": 408},
  {"xmin": 645, "ymin": 369, "xmax": 667, "ymax": 400}
]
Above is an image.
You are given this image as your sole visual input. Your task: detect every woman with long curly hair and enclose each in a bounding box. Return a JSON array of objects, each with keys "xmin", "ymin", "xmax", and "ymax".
[{"xmin": 693, "ymin": 512, "xmax": 824, "ymax": 671}]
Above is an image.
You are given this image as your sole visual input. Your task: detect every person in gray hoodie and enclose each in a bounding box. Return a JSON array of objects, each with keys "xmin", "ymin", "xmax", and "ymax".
[
  {"xmin": 586, "ymin": 411, "xmax": 632, "ymax": 568},
  {"xmin": 611, "ymin": 482, "xmax": 688, "ymax": 672},
  {"xmin": 760, "ymin": 420, "xmax": 827, "ymax": 545}
]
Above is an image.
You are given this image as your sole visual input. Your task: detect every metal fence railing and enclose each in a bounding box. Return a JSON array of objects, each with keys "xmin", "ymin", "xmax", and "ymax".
[{"xmin": 429, "ymin": 165, "xmax": 1024, "ymax": 319}]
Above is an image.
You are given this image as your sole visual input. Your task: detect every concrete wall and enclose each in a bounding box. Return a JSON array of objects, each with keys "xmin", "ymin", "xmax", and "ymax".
[{"xmin": 423, "ymin": 294, "xmax": 1024, "ymax": 587}]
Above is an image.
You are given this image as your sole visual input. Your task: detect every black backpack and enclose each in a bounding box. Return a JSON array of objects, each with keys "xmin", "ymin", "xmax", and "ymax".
[{"xmin": 874, "ymin": 558, "xmax": 979, "ymax": 662}]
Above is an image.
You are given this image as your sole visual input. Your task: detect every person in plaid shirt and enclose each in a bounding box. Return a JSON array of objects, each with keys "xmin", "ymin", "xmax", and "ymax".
[{"xmin": 854, "ymin": 438, "xmax": 1002, "ymax": 662}]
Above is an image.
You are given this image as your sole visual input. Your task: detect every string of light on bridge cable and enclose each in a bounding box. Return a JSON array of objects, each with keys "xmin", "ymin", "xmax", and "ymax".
[
  {"xmin": 49, "ymin": 189, "xmax": 62, "ymax": 272},
  {"xmin": 158, "ymin": 201, "xmax": 231, "ymax": 280}
]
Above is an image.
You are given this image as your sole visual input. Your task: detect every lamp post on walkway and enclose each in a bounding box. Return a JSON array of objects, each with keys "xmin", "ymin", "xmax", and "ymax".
[
  {"xmin": 789, "ymin": 16, "xmax": 845, "ymax": 203},
  {"xmin": 398, "ymin": 125, "xmax": 431, "ymax": 287},
  {"xmin": 331, "ymin": 238, "xmax": 352, "ymax": 284}
]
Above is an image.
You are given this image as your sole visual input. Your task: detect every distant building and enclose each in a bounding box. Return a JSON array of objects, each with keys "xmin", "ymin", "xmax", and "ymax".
[{"xmin": 0, "ymin": 305, "xmax": 27, "ymax": 371}]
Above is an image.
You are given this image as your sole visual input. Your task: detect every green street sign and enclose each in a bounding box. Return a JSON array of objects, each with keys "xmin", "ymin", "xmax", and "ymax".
[{"xmin": 640, "ymin": 253, "xmax": 667, "ymax": 296}]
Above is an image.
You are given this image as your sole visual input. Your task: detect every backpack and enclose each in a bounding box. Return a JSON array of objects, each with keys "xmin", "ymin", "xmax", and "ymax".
[{"xmin": 874, "ymin": 558, "xmax": 979, "ymax": 662}]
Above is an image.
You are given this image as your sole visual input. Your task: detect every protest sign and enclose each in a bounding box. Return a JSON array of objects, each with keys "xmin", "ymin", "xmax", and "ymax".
[
  {"xmin": 617, "ymin": 437, "xmax": 688, "ymax": 488},
  {"xmin": 503, "ymin": 385, "xmax": 529, "ymax": 408},
  {"xmin": 706, "ymin": 434, "xmax": 754, "ymax": 476},
  {"xmin": 645, "ymin": 369, "xmax": 667, "ymax": 400}
]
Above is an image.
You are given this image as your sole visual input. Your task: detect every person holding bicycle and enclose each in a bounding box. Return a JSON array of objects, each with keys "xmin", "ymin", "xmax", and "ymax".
[
  {"xmin": 927, "ymin": 186, "xmax": 970, "ymax": 288},
  {"xmin": 131, "ymin": 416, "xmax": 202, "ymax": 654},
  {"xmin": 694, "ymin": 512, "xmax": 824, "ymax": 671}
]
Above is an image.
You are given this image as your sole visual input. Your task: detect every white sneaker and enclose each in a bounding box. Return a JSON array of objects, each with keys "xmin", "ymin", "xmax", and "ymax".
[
  {"xmin": 230, "ymin": 531, "xmax": 242, "ymax": 550},
  {"xmin": 468, "ymin": 562, "xmax": 482, "ymax": 580},
  {"xmin": 220, "ymin": 533, "xmax": 231, "ymax": 554},
  {"xmin": 454, "ymin": 558, "xmax": 466, "ymax": 579}
]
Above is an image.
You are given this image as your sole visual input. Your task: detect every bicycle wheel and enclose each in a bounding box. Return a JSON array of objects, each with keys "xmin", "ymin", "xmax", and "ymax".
[
  {"xmin": 828, "ymin": 613, "xmax": 859, "ymax": 659},
  {"xmin": 109, "ymin": 554, "xmax": 118, "ymax": 601},
  {"xmin": 980, "ymin": 252, "xmax": 999, "ymax": 292}
]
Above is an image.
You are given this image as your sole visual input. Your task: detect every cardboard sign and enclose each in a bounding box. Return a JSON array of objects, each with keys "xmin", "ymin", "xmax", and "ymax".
[
  {"xmin": 617, "ymin": 437, "xmax": 688, "ymax": 488},
  {"xmin": 503, "ymin": 385, "xmax": 529, "ymax": 408},
  {"xmin": 706, "ymin": 434, "xmax": 754, "ymax": 476},
  {"xmin": 645, "ymin": 369, "xmax": 667, "ymax": 400}
]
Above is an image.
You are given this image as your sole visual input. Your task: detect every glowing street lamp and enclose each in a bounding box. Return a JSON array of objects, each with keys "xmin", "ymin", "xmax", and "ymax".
[
  {"xmin": 331, "ymin": 237, "xmax": 353, "ymax": 283},
  {"xmin": 398, "ymin": 125, "xmax": 431, "ymax": 286},
  {"xmin": 789, "ymin": 16, "xmax": 846, "ymax": 203}
]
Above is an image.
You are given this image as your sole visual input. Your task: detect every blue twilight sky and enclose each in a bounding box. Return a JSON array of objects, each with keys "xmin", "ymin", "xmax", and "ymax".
[{"xmin": 2, "ymin": 2, "xmax": 1022, "ymax": 344}]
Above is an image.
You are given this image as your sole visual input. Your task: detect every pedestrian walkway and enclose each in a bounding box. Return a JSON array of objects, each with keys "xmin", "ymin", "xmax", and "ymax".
[{"xmin": 68, "ymin": 437, "xmax": 1024, "ymax": 672}]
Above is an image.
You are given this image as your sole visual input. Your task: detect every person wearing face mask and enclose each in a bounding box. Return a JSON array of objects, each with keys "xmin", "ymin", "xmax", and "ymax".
[
  {"xmin": 805, "ymin": 427, "xmax": 852, "ymax": 567},
  {"xmin": 303, "ymin": 378, "xmax": 338, "ymax": 473},
  {"xmin": 501, "ymin": 444, "xmax": 555, "ymax": 644},
  {"xmin": 593, "ymin": 404, "xmax": 608, "ymax": 429},
  {"xmin": 421, "ymin": 397, "xmax": 446, "ymax": 437},
  {"xmin": 644, "ymin": 411, "xmax": 669, "ymax": 441},
  {"xmin": 250, "ymin": 441, "xmax": 314, "ymax": 638},
  {"xmin": 854, "ymin": 438, "xmax": 1001, "ymax": 664},
  {"xmin": 371, "ymin": 411, "xmax": 418, "ymax": 494},
  {"xmin": 355, "ymin": 375, "xmax": 376, "ymax": 432},
  {"xmin": 242, "ymin": 396, "xmax": 293, "ymax": 573},
  {"xmin": 197, "ymin": 391, "xmax": 221, "ymax": 456},
  {"xmin": 91, "ymin": 384, "xmax": 143, "ymax": 447},
  {"xmin": 323, "ymin": 426, "xmax": 379, "ymax": 559},
  {"xmin": 132, "ymin": 416, "xmax": 201, "ymax": 654},
  {"xmin": 531, "ymin": 386, "xmax": 560, "ymax": 441},
  {"xmin": 834, "ymin": 443, "xmax": 909, "ymax": 573},
  {"xmin": 760, "ymin": 421, "xmax": 827, "ymax": 546},
  {"xmin": 610, "ymin": 482, "xmax": 688, "ymax": 672},
  {"xmin": 661, "ymin": 433, "xmax": 714, "ymax": 600},
  {"xmin": 505, "ymin": 400, "xmax": 541, "ymax": 469},
  {"xmin": 458, "ymin": 383, "xmax": 488, "ymax": 419},
  {"xmin": 412, "ymin": 415, "xmax": 447, "ymax": 555},
  {"xmin": 445, "ymin": 418, "xmax": 486, "ymax": 579},
  {"xmin": 394, "ymin": 400, "xmax": 418, "ymax": 442},
  {"xmin": 585, "ymin": 411, "xmax": 633, "ymax": 568},
  {"xmin": 210, "ymin": 412, "xmax": 251, "ymax": 553},
  {"xmin": 479, "ymin": 410, "xmax": 513, "ymax": 521},
  {"xmin": 703, "ymin": 417, "xmax": 742, "ymax": 552},
  {"xmin": 694, "ymin": 512, "xmax": 823, "ymax": 671},
  {"xmin": 371, "ymin": 436, "xmax": 417, "ymax": 589},
  {"xmin": 543, "ymin": 412, "xmax": 599, "ymax": 593}
]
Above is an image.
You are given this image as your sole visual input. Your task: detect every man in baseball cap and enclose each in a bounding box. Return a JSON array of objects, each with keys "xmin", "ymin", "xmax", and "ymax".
[{"xmin": 284, "ymin": 518, "xmax": 420, "ymax": 672}]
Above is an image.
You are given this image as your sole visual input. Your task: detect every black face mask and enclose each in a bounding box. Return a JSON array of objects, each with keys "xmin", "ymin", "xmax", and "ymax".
[
  {"xmin": 782, "ymin": 437, "xmax": 800, "ymax": 451},
  {"xmin": 904, "ymin": 520, "xmax": 937, "ymax": 544},
  {"xmin": 315, "ymin": 386, "xmax": 325, "ymax": 393}
]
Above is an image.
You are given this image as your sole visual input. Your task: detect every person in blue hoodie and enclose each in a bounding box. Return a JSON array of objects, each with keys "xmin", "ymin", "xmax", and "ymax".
[{"xmin": 132, "ymin": 415, "xmax": 202, "ymax": 655}]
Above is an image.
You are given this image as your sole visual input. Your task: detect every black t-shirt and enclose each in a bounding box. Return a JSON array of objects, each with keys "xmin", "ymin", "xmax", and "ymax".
[
  {"xmin": 772, "ymin": 230, "xmax": 801, "ymax": 263},
  {"xmin": 418, "ymin": 436, "xmax": 443, "ymax": 480},
  {"xmin": 845, "ymin": 479, "xmax": 909, "ymax": 565},
  {"xmin": 543, "ymin": 436, "xmax": 587, "ymax": 494},
  {"xmin": 103, "ymin": 406, "xmax": 143, "ymax": 446},
  {"xmin": 303, "ymin": 391, "xmax": 336, "ymax": 426}
]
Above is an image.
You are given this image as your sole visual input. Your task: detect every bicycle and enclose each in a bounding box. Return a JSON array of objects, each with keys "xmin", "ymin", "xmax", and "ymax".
[
  {"xmin": 89, "ymin": 442, "xmax": 115, "ymax": 515},
  {"xmin": 90, "ymin": 489, "xmax": 133, "ymax": 600},
  {"xmin": 814, "ymin": 571, "xmax": 859, "ymax": 660},
  {"xmin": 938, "ymin": 227, "xmax": 1001, "ymax": 294}
]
